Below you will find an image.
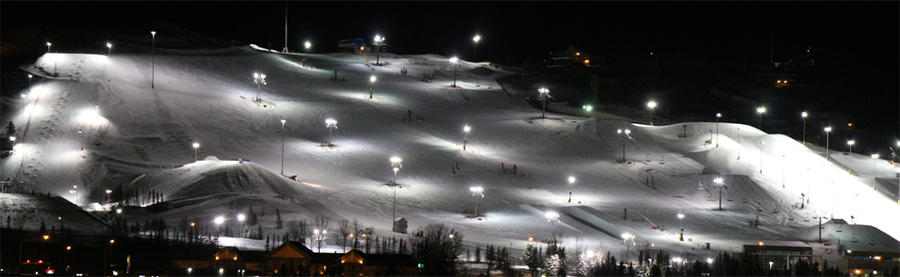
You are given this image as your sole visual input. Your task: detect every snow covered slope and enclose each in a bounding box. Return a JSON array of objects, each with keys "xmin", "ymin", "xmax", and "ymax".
[{"xmin": 2, "ymin": 46, "xmax": 897, "ymax": 257}]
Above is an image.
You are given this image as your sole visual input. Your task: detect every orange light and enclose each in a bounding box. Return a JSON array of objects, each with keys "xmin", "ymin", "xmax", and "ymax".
[
  {"xmin": 25, "ymin": 260, "xmax": 31, "ymax": 264},
  {"xmin": 43, "ymin": 235, "xmax": 50, "ymax": 240},
  {"xmin": 854, "ymin": 269, "xmax": 861, "ymax": 274},
  {"xmin": 873, "ymin": 256, "xmax": 882, "ymax": 260},
  {"xmin": 848, "ymin": 123, "xmax": 853, "ymax": 127},
  {"xmin": 575, "ymin": 52, "xmax": 581, "ymax": 56},
  {"xmin": 66, "ymin": 246, "xmax": 72, "ymax": 251},
  {"xmin": 358, "ymin": 260, "xmax": 363, "ymax": 264},
  {"xmin": 360, "ymin": 46, "xmax": 365, "ymax": 51},
  {"xmin": 233, "ymin": 256, "xmax": 238, "ymax": 261},
  {"xmin": 783, "ymin": 80, "xmax": 788, "ymax": 84},
  {"xmin": 341, "ymin": 259, "xmax": 345, "ymax": 264},
  {"xmin": 109, "ymin": 239, "xmax": 115, "ymax": 244},
  {"xmin": 757, "ymin": 241, "xmax": 765, "ymax": 246},
  {"xmin": 583, "ymin": 59, "xmax": 590, "ymax": 65},
  {"xmin": 215, "ymin": 256, "xmax": 220, "ymax": 260},
  {"xmin": 190, "ymin": 222, "xmax": 196, "ymax": 227},
  {"xmin": 38, "ymin": 260, "xmax": 44, "ymax": 264}
]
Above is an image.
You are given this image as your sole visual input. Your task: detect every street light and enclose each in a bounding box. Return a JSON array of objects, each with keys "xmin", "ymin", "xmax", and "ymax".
[
  {"xmin": 646, "ymin": 100, "xmax": 657, "ymax": 125},
  {"xmin": 846, "ymin": 139, "xmax": 855, "ymax": 154},
  {"xmin": 280, "ymin": 119, "xmax": 286, "ymax": 175},
  {"xmin": 801, "ymin": 111, "xmax": 808, "ymax": 145},
  {"xmin": 538, "ymin": 88, "xmax": 550, "ymax": 119},
  {"xmin": 871, "ymin": 153, "xmax": 880, "ymax": 173},
  {"xmin": 27, "ymin": 74, "xmax": 32, "ymax": 86},
  {"xmin": 470, "ymin": 186, "xmax": 484, "ymax": 217},
  {"xmin": 715, "ymin": 113, "xmax": 722, "ymax": 147},
  {"xmin": 105, "ymin": 189, "xmax": 112, "ymax": 206},
  {"xmin": 462, "ymin": 124, "xmax": 471, "ymax": 150},
  {"xmin": 46, "ymin": 41, "xmax": 52, "ymax": 53},
  {"xmin": 150, "ymin": 31, "xmax": 156, "ymax": 89},
  {"xmin": 617, "ymin": 128, "xmax": 631, "ymax": 162},
  {"xmin": 389, "ymin": 156, "xmax": 403, "ymax": 225},
  {"xmin": 472, "ymin": 34, "xmax": 481, "ymax": 60},
  {"xmin": 304, "ymin": 40, "xmax": 312, "ymax": 50},
  {"xmin": 756, "ymin": 106, "xmax": 767, "ymax": 131},
  {"xmin": 253, "ymin": 72, "xmax": 267, "ymax": 102},
  {"xmin": 192, "ymin": 142, "xmax": 200, "ymax": 161},
  {"xmin": 106, "ymin": 42, "xmax": 112, "ymax": 55},
  {"xmin": 567, "ymin": 176, "xmax": 576, "ymax": 184},
  {"xmin": 373, "ymin": 34, "xmax": 385, "ymax": 66},
  {"xmin": 714, "ymin": 177, "xmax": 725, "ymax": 210},
  {"xmin": 368, "ymin": 75, "xmax": 377, "ymax": 99},
  {"xmin": 325, "ymin": 118, "xmax": 338, "ymax": 147},
  {"xmin": 237, "ymin": 213, "xmax": 246, "ymax": 222},
  {"xmin": 824, "ymin": 127, "xmax": 832, "ymax": 160},
  {"xmin": 450, "ymin": 56, "xmax": 460, "ymax": 88},
  {"xmin": 545, "ymin": 211, "xmax": 560, "ymax": 222},
  {"xmin": 213, "ymin": 216, "xmax": 225, "ymax": 225}
]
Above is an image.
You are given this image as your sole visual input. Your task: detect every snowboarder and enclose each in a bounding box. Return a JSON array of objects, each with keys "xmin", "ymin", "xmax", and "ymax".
[
  {"xmin": 455, "ymin": 161, "xmax": 460, "ymax": 170},
  {"xmin": 567, "ymin": 192, "xmax": 572, "ymax": 203},
  {"xmin": 369, "ymin": 88, "xmax": 373, "ymax": 99}
]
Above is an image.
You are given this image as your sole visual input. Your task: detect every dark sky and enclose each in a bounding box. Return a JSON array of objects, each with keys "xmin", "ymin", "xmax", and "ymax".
[{"xmin": 3, "ymin": 1, "xmax": 898, "ymax": 149}]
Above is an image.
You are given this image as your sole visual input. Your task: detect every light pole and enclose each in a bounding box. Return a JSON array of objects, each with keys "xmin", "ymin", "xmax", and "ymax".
[
  {"xmin": 871, "ymin": 153, "xmax": 880, "ymax": 173},
  {"xmin": 472, "ymin": 34, "xmax": 481, "ymax": 61},
  {"xmin": 545, "ymin": 211, "xmax": 560, "ymax": 223},
  {"xmin": 824, "ymin": 127, "xmax": 832, "ymax": 161},
  {"xmin": 192, "ymin": 142, "xmax": 200, "ymax": 162},
  {"xmin": 106, "ymin": 42, "xmax": 112, "ymax": 56},
  {"xmin": 253, "ymin": 72, "xmax": 267, "ymax": 102},
  {"xmin": 715, "ymin": 113, "xmax": 722, "ymax": 147},
  {"xmin": 46, "ymin": 41, "xmax": 52, "ymax": 53},
  {"xmin": 389, "ymin": 156, "xmax": 403, "ymax": 224},
  {"xmin": 617, "ymin": 128, "xmax": 631, "ymax": 162},
  {"xmin": 150, "ymin": 31, "xmax": 156, "ymax": 89},
  {"xmin": 462, "ymin": 125, "xmax": 471, "ymax": 150},
  {"xmin": 470, "ymin": 186, "xmax": 484, "ymax": 217},
  {"xmin": 280, "ymin": 119, "xmax": 286, "ymax": 175},
  {"xmin": 677, "ymin": 213, "xmax": 685, "ymax": 241},
  {"xmin": 801, "ymin": 111, "xmax": 808, "ymax": 145},
  {"xmin": 450, "ymin": 56, "xmax": 460, "ymax": 88},
  {"xmin": 714, "ymin": 177, "xmax": 725, "ymax": 210},
  {"xmin": 756, "ymin": 106, "xmax": 766, "ymax": 131},
  {"xmin": 846, "ymin": 139, "xmax": 855, "ymax": 154},
  {"xmin": 368, "ymin": 75, "xmax": 376, "ymax": 99},
  {"xmin": 373, "ymin": 35, "xmax": 385, "ymax": 66},
  {"xmin": 646, "ymin": 100, "xmax": 657, "ymax": 125},
  {"xmin": 27, "ymin": 74, "xmax": 32, "ymax": 86},
  {"xmin": 313, "ymin": 229, "xmax": 327, "ymax": 252},
  {"xmin": 105, "ymin": 189, "xmax": 112, "ymax": 205},
  {"xmin": 325, "ymin": 118, "xmax": 338, "ymax": 147},
  {"xmin": 538, "ymin": 87, "xmax": 550, "ymax": 119},
  {"xmin": 70, "ymin": 185, "xmax": 78, "ymax": 206}
]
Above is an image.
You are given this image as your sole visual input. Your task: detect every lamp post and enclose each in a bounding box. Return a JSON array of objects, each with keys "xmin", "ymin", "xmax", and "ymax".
[
  {"xmin": 325, "ymin": 118, "xmax": 338, "ymax": 147},
  {"xmin": 150, "ymin": 31, "xmax": 156, "ymax": 89},
  {"xmin": 192, "ymin": 142, "xmax": 200, "ymax": 161},
  {"xmin": 545, "ymin": 211, "xmax": 560, "ymax": 223},
  {"xmin": 470, "ymin": 186, "xmax": 484, "ymax": 217},
  {"xmin": 106, "ymin": 42, "xmax": 112, "ymax": 56},
  {"xmin": 472, "ymin": 34, "xmax": 481, "ymax": 61},
  {"xmin": 871, "ymin": 153, "xmax": 880, "ymax": 173},
  {"xmin": 369, "ymin": 75, "xmax": 376, "ymax": 99},
  {"xmin": 538, "ymin": 88, "xmax": 550, "ymax": 119},
  {"xmin": 801, "ymin": 111, "xmax": 808, "ymax": 145},
  {"xmin": 280, "ymin": 119, "xmax": 286, "ymax": 175},
  {"xmin": 714, "ymin": 177, "xmax": 725, "ymax": 210},
  {"xmin": 715, "ymin": 113, "xmax": 722, "ymax": 147},
  {"xmin": 450, "ymin": 56, "xmax": 460, "ymax": 88},
  {"xmin": 46, "ymin": 41, "xmax": 52, "ymax": 53},
  {"xmin": 846, "ymin": 139, "xmax": 855, "ymax": 154},
  {"xmin": 27, "ymin": 74, "xmax": 32, "ymax": 86},
  {"xmin": 677, "ymin": 213, "xmax": 685, "ymax": 241},
  {"xmin": 824, "ymin": 127, "xmax": 832, "ymax": 160},
  {"xmin": 462, "ymin": 125, "xmax": 471, "ymax": 150},
  {"xmin": 646, "ymin": 100, "xmax": 657, "ymax": 125},
  {"xmin": 253, "ymin": 72, "xmax": 267, "ymax": 102},
  {"xmin": 373, "ymin": 35, "xmax": 385, "ymax": 66},
  {"xmin": 617, "ymin": 129, "xmax": 631, "ymax": 162},
  {"xmin": 756, "ymin": 106, "xmax": 766, "ymax": 131},
  {"xmin": 389, "ymin": 156, "xmax": 403, "ymax": 224}
]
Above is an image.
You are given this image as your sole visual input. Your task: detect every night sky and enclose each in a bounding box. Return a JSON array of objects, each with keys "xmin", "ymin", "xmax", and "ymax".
[{"xmin": 2, "ymin": 1, "xmax": 898, "ymax": 151}]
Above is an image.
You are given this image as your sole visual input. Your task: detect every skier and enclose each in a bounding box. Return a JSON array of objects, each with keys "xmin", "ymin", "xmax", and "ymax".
[
  {"xmin": 513, "ymin": 164, "xmax": 517, "ymax": 175},
  {"xmin": 567, "ymin": 192, "xmax": 572, "ymax": 203}
]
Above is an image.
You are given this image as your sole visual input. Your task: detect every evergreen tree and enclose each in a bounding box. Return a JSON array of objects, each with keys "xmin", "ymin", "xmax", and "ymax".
[{"xmin": 524, "ymin": 244, "xmax": 541, "ymax": 277}]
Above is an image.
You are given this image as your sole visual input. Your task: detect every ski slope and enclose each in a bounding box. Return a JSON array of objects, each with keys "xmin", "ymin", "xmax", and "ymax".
[{"xmin": 3, "ymin": 46, "xmax": 897, "ymax": 259}]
